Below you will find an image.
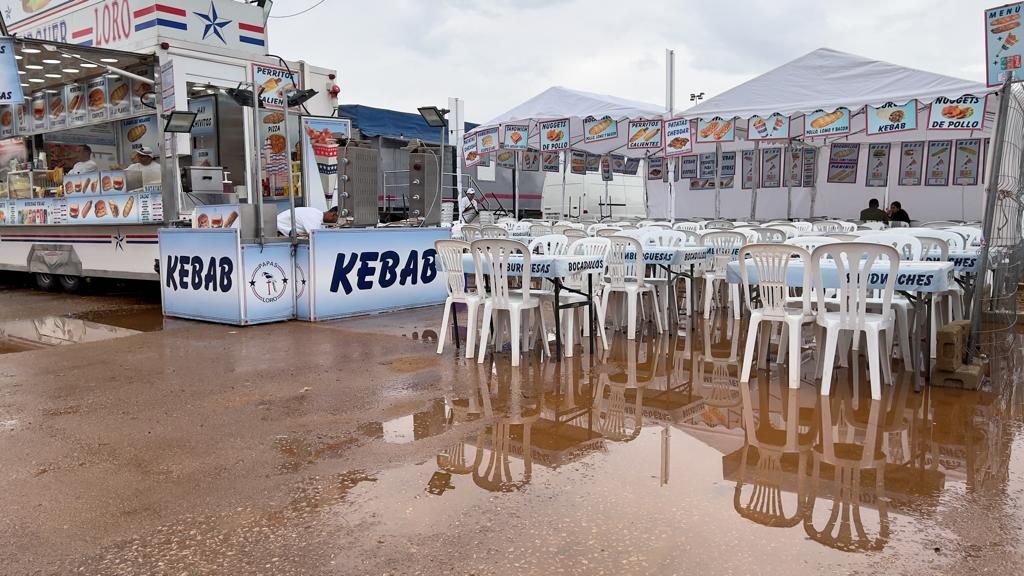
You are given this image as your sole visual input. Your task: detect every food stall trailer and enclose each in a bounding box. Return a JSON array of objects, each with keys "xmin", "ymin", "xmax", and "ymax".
[{"xmin": 0, "ymin": 0, "xmax": 337, "ymax": 292}]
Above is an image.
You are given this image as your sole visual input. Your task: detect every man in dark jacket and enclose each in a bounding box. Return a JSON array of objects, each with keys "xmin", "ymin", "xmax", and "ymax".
[
  {"xmin": 888, "ymin": 201, "xmax": 911, "ymax": 225},
  {"xmin": 859, "ymin": 198, "xmax": 889, "ymax": 223}
]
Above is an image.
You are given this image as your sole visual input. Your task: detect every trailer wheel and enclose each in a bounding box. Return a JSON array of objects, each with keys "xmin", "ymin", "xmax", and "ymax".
[
  {"xmin": 59, "ymin": 275, "xmax": 82, "ymax": 292},
  {"xmin": 34, "ymin": 272, "xmax": 57, "ymax": 291}
]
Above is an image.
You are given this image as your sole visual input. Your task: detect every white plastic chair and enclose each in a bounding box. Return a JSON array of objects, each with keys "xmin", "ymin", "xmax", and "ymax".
[
  {"xmin": 812, "ymin": 220, "xmax": 844, "ymax": 233},
  {"xmin": 601, "ymin": 236, "xmax": 664, "ymax": 340},
  {"xmin": 495, "ymin": 218, "xmax": 517, "ymax": 232},
  {"xmin": 480, "ymin": 225, "xmax": 509, "ymax": 239},
  {"xmin": 859, "ymin": 221, "xmax": 888, "ymax": 231},
  {"xmin": 790, "ymin": 221, "xmax": 813, "ymax": 233},
  {"xmin": 946, "ymin": 226, "xmax": 982, "ymax": 247},
  {"xmin": 701, "ymin": 231, "xmax": 746, "ymax": 319},
  {"xmin": 748, "ymin": 227, "xmax": 788, "ymax": 243},
  {"xmin": 595, "ymin": 227, "xmax": 623, "ymax": 238},
  {"xmin": 511, "ymin": 221, "xmax": 533, "ymax": 236},
  {"xmin": 528, "ymin": 234, "xmax": 569, "ymax": 255},
  {"xmin": 739, "ymin": 244, "xmax": 816, "ymax": 390},
  {"xmin": 811, "ymin": 243, "xmax": 898, "ymax": 400},
  {"xmin": 906, "ymin": 228, "xmax": 966, "ymax": 250},
  {"xmin": 640, "ymin": 228, "xmax": 682, "ymax": 326},
  {"xmin": 529, "ymin": 223, "xmax": 553, "ymax": 237},
  {"xmin": 785, "ymin": 236, "xmax": 840, "ymax": 252},
  {"xmin": 673, "ymin": 221, "xmax": 703, "ymax": 232},
  {"xmin": 561, "ymin": 237, "xmax": 612, "ymax": 353},
  {"xmin": 461, "ymin": 224, "xmax": 482, "ymax": 241},
  {"xmin": 472, "ymin": 239, "xmax": 551, "ymax": 366},
  {"xmin": 646, "ymin": 222, "xmax": 673, "ymax": 230},
  {"xmin": 773, "ymin": 225, "xmax": 798, "ymax": 239},
  {"xmin": 563, "ymin": 228, "xmax": 588, "ymax": 243},
  {"xmin": 861, "ymin": 232, "xmax": 922, "ymax": 260},
  {"xmin": 435, "ymin": 240, "xmax": 482, "ymax": 358},
  {"xmin": 705, "ymin": 220, "xmax": 735, "ymax": 230}
]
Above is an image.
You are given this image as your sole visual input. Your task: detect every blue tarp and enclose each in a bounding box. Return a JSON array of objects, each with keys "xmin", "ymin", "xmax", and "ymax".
[{"xmin": 338, "ymin": 104, "xmax": 478, "ymax": 145}]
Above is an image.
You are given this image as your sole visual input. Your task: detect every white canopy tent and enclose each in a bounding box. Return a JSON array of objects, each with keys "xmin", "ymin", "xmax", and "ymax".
[{"xmin": 656, "ymin": 48, "xmax": 998, "ymax": 222}]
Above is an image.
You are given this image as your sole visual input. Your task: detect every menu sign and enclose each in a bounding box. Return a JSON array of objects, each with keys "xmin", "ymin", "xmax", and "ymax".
[
  {"xmin": 107, "ymin": 77, "xmax": 131, "ymax": 119},
  {"xmin": 0, "ymin": 37, "xmax": 23, "ymax": 105},
  {"xmin": 784, "ymin": 147, "xmax": 802, "ymax": 187},
  {"xmin": 495, "ymin": 150, "xmax": 516, "ymax": 169},
  {"xmin": 610, "ymin": 154, "xmax": 627, "ymax": 174},
  {"xmin": 695, "ymin": 117, "xmax": 735, "ymax": 143},
  {"xmin": 761, "ymin": 147, "xmax": 782, "ymax": 188},
  {"xmin": 463, "ymin": 133, "xmax": 481, "ymax": 168},
  {"xmin": 0, "ymin": 105, "xmax": 13, "ymax": 138},
  {"xmin": 647, "ymin": 157, "xmax": 665, "ymax": 181},
  {"xmin": 748, "ymin": 113, "xmax": 789, "ymax": 141},
  {"xmin": 15, "ymin": 102, "xmax": 27, "ymax": 134},
  {"xmin": 827, "ymin": 142, "xmax": 860, "ymax": 184},
  {"xmin": 927, "ymin": 96, "xmax": 986, "ymax": 130},
  {"xmin": 626, "ymin": 119, "xmax": 663, "ymax": 150},
  {"xmin": 252, "ymin": 63, "xmax": 300, "ymax": 110},
  {"xmin": 899, "ymin": 142, "xmax": 925, "ymax": 185},
  {"xmin": 867, "ymin": 101, "xmax": 917, "ymax": 135},
  {"xmin": 801, "ymin": 148, "xmax": 817, "ymax": 187},
  {"xmin": 522, "ymin": 149, "xmax": 540, "ymax": 171},
  {"xmin": 67, "ymin": 83, "xmax": 86, "ymax": 126},
  {"xmin": 624, "ymin": 158, "xmax": 641, "ymax": 176},
  {"xmin": 600, "ymin": 155, "xmax": 612, "ymax": 181},
  {"xmin": 985, "ymin": 2, "xmax": 1024, "ymax": 85},
  {"xmin": 720, "ymin": 152, "xmax": 737, "ymax": 177},
  {"xmin": 47, "ymin": 90, "xmax": 67, "ymax": 130},
  {"xmin": 192, "ymin": 97, "xmax": 219, "ymax": 166},
  {"xmin": 476, "ymin": 126, "xmax": 499, "ymax": 155},
  {"xmin": 680, "ymin": 155, "xmax": 698, "ymax": 179},
  {"xmin": 664, "ymin": 118, "xmax": 692, "ymax": 156},
  {"xmin": 131, "ymin": 79, "xmax": 154, "ymax": 115},
  {"xmin": 30, "ymin": 93, "xmax": 47, "ymax": 132},
  {"xmin": 583, "ymin": 115, "xmax": 617, "ymax": 143},
  {"xmin": 804, "ymin": 108, "xmax": 850, "ymax": 138},
  {"xmin": 953, "ymin": 139, "xmax": 982, "ymax": 185},
  {"xmin": 741, "ymin": 150, "xmax": 755, "ymax": 189},
  {"xmin": 865, "ymin": 143, "xmax": 891, "ymax": 187},
  {"xmin": 503, "ymin": 124, "xmax": 529, "ymax": 150},
  {"xmin": 87, "ymin": 77, "xmax": 108, "ymax": 123},
  {"xmin": 122, "ymin": 116, "xmax": 159, "ymax": 160},
  {"xmin": 542, "ymin": 151, "xmax": 560, "ymax": 172},
  {"xmin": 926, "ymin": 140, "xmax": 953, "ymax": 186},
  {"xmin": 585, "ymin": 153, "xmax": 600, "ymax": 172},
  {"xmin": 698, "ymin": 152, "xmax": 717, "ymax": 178},
  {"xmin": 539, "ymin": 118, "xmax": 570, "ymax": 152},
  {"xmin": 570, "ymin": 150, "xmax": 586, "ymax": 175}
]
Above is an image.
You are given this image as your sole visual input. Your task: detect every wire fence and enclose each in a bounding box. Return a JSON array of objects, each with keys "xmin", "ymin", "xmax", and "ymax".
[{"xmin": 970, "ymin": 80, "xmax": 1024, "ymax": 359}]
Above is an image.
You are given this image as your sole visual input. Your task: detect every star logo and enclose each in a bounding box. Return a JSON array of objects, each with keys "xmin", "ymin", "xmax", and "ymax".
[
  {"xmin": 194, "ymin": 2, "xmax": 232, "ymax": 44},
  {"xmin": 113, "ymin": 232, "xmax": 126, "ymax": 252}
]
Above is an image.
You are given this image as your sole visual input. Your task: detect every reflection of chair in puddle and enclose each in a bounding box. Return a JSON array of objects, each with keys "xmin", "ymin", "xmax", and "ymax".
[
  {"xmin": 734, "ymin": 376, "xmax": 817, "ymax": 528},
  {"xmin": 804, "ymin": 387, "xmax": 889, "ymax": 552},
  {"xmin": 697, "ymin": 312, "xmax": 742, "ymax": 409},
  {"xmin": 470, "ymin": 367, "xmax": 540, "ymax": 492},
  {"xmin": 594, "ymin": 338, "xmax": 648, "ymax": 442}
]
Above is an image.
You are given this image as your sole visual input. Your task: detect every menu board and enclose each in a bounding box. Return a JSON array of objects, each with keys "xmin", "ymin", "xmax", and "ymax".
[
  {"xmin": 985, "ymin": 3, "xmax": 1024, "ymax": 85},
  {"xmin": 503, "ymin": 124, "xmax": 528, "ymax": 150},
  {"xmin": 690, "ymin": 177, "xmax": 733, "ymax": 190},
  {"xmin": 583, "ymin": 115, "xmax": 617, "ymax": 143},
  {"xmin": 48, "ymin": 90, "xmax": 68, "ymax": 130},
  {"xmin": 695, "ymin": 117, "xmax": 734, "ymax": 143},
  {"xmin": 626, "ymin": 119, "xmax": 662, "ymax": 150},
  {"xmin": 780, "ymin": 147, "xmax": 797, "ymax": 187},
  {"xmin": 521, "ymin": 149, "xmax": 539, "ymax": 171},
  {"xmin": 953, "ymin": 139, "xmax": 982, "ymax": 185},
  {"xmin": 926, "ymin": 140, "xmax": 953, "ymax": 186},
  {"xmin": 761, "ymin": 147, "xmax": 782, "ymax": 188},
  {"xmin": 5, "ymin": 190, "xmax": 162, "ymax": 225},
  {"xmin": 720, "ymin": 152, "xmax": 737, "ymax": 177},
  {"xmin": 804, "ymin": 108, "xmax": 850, "ymax": 138},
  {"xmin": 194, "ymin": 204, "xmax": 241, "ymax": 229},
  {"xmin": 31, "ymin": 93, "xmax": 47, "ymax": 132},
  {"xmin": 899, "ymin": 141, "xmax": 925, "ymax": 185},
  {"xmin": 107, "ymin": 76, "xmax": 131, "ymax": 119},
  {"xmin": 827, "ymin": 142, "xmax": 860, "ymax": 184},
  {"xmin": 67, "ymin": 83, "xmax": 87, "ymax": 126},
  {"xmin": 121, "ymin": 115, "xmax": 160, "ymax": 159},
  {"xmin": 801, "ymin": 148, "xmax": 817, "ymax": 187},
  {"xmin": 600, "ymin": 155, "xmax": 612, "ymax": 181},
  {"xmin": 0, "ymin": 199, "xmax": 12, "ymax": 224},
  {"xmin": 680, "ymin": 155, "xmax": 698, "ymax": 179},
  {"xmin": 698, "ymin": 152, "xmax": 717, "ymax": 178},
  {"xmin": 647, "ymin": 157, "xmax": 665, "ymax": 181},
  {"xmin": 611, "ymin": 154, "xmax": 627, "ymax": 174},
  {"xmin": 542, "ymin": 151, "xmax": 560, "ymax": 172},
  {"xmin": 664, "ymin": 118, "xmax": 692, "ymax": 156},
  {"xmin": 748, "ymin": 113, "xmax": 789, "ymax": 141},
  {"xmin": 866, "ymin": 101, "xmax": 917, "ymax": 135},
  {"xmin": 131, "ymin": 79, "xmax": 154, "ymax": 115},
  {"xmin": 570, "ymin": 150, "xmax": 586, "ymax": 175},
  {"xmin": 865, "ymin": 143, "xmax": 891, "ymax": 187},
  {"xmin": 191, "ymin": 96, "xmax": 219, "ymax": 167},
  {"xmin": 476, "ymin": 126, "xmax": 499, "ymax": 154},
  {"xmin": 15, "ymin": 102, "xmax": 27, "ymax": 134},
  {"xmin": 462, "ymin": 134, "xmax": 481, "ymax": 168},
  {"xmin": 584, "ymin": 152, "xmax": 600, "ymax": 172},
  {"xmin": 624, "ymin": 158, "xmax": 641, "ymax": 176},
  {"xmin": 0, "ymin": 105, "xmax": 13, "ymax": 138},
  {"xmin": 927, "ymin": 96, "xmax": 986, "ymax": 130},
  {"xmin": 741, "ymin": 150, "xmax": 755, "ymax": 189},
  {"xmin": 252, "ymin": 63, "xmax": 301, "ymax": 110},
  {"xmin": 539, "ymin": 118, "xmax": 569, "ymax": 152},
  {"xmin": 87, "ymin": 77, "xmax": 108, "ymax": 123},
  {"xmin": 495, "ymin": 150, "xmax": 516, "ymax": 169}
]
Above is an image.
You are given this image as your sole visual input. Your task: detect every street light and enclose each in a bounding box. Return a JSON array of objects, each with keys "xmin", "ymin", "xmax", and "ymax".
[
  {"xmin": 418, "ymin": 106, "xmax": 451, "ymax": 220},
  {"xmin": 418, "ymin": 106, "xmax": 450, "ymax": 128},
  {"xmin": 690, "ymin": 92, "xmax": 705, "ymax": 102}
]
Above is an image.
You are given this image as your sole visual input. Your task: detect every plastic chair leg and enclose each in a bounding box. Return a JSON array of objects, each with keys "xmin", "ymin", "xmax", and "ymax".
[
  {"xmin": 740, "ymin": 316, "xmax": 760, "ymax": 384},
  {"xmin": 627, "ymin": 291, "xmax": 639, "ymax": 340},
  {"xmin": 465, "ymin": 301, "xmax": 479, "ymax": 359},
  {"xmin": 819, "ymin": 327, "xmax": 840, "ymax": 396},
  {"xmin": 787, "ymin": 319, "xmax": 802, "ymax": 389},
  {"xmin": 703, "ymin": 278, "xmax": 714, "ymax": 319},
  {"xmin": 652, "ymin": 291, "xmax": 664, "ymax": 334},
  {"xmin": 730, "ymin": 283, "xmax": 741, "ymax": 320},
  {"xmin": 436, "ymin": 297, "xmax": 452, "ymax": 354},
  {"xmin": 865, "ymin": 327, "xmax": 882, "ymax": 400},
  {"xmin": 477, "ymin": 303, "xmax": 493, "ymax": 364},
  {"xmin": 510, "ymin": 309, "xmax": 522, "ymax": 367}
]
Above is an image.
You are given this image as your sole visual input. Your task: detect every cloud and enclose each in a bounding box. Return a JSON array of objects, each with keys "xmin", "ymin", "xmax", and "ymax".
[{"xmin": 267, "ymin": 0, "xmax": 992, "ymax": 122}]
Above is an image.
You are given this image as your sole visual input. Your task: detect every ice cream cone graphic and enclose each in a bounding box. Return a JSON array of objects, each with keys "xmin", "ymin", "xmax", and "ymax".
[
  {"xmin": 753, "ymin": 117, "xmax": 768, "ymax": 138},
  {"xmin": 313, "ymin": 141, "xmax": 338, "ymax": 202}
]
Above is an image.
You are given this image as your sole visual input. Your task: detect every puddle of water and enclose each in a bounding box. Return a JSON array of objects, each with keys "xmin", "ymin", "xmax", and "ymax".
[
  {"xmin": 69, "ymin": 307, "xmax": 165, "ymax": 333},
  {"xmin": 0, "ymin": 315, "xmax": 144, "ymax": 353},
  {"xmin": 306, "ymin": 312, "xmax": 1024, "ymax": 571}
]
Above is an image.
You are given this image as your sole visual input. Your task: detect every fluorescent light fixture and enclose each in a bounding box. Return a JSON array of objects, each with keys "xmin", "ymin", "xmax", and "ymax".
[
  {"xmin": 20, "ymin": 83, "xmax": 28, "ymax": 87},
  {"xmin": 22, "ymin": 48, "xmax": 41, "ymax": 54},
  {"xmin": 417, "ymin": 106, "xmax": 449, "ymax": 128},
  {"xmin": 100, "ymin": 58, "xmax": 118, "ymax": 63},
  {"xmin": 25, "ymin": 64, "xmax": 43, "ymax": 70},
  {"xmin": 17, "ymin": 70, "xmax": 24, "ymax": 75},
  {"xmin": 80, "ymin": 63, "xmax": 98, "ymax": 68},
  {"xmin": 62, "ymin": 68, "xmax": 79, "ymax": 73},
  {"xmin": 44, "ymin": 73, "xmax": 61, "ymax": 78},
  {"xmin": 28, "ymin": 78, "xmax": 44, "ymax": 83},
  {"xmin": 42, "ymin": 59, "xmax": 61, "ymax": 64},
  {"xmin": 14, "ymin": 55, "xmax": 21, "ymax": 60}
]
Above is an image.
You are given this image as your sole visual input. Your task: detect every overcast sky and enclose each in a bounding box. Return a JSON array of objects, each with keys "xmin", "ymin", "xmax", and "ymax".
[{"xmin": 268, "ymin": 0, "xmax": 995, "ymax": 123}]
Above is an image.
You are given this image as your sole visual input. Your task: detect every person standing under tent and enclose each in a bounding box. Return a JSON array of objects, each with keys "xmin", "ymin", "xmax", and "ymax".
[{"xmin": 859, "ymin": 198, "xmax": 889, "ymax": 222}]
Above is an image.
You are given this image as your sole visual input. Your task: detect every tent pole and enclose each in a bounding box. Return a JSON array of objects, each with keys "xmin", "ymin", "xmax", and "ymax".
[
  {"xmin": 561, "ymin": 151, "xmax": 568, "ymax": 219},
  {"xmin": 714, "ymin": 142, "xmax": 722, "ymax": 218},
  {"xmin": 751, "ymin": 140, "xmax": 760, "ymax": 221},
  {"xmin": 785, "ymin": 144, "xmax": 793, "ymax": 220},
  {"xmin": 665, "ymin": 48, "xmax": 675, "ymax": 220},
  {"xmin": 809, "ymin": 143, "xmax": 820, "ymax": 218},
  {"xmin": 513, "ymin": 151, "xmax": 519, "ymax": 219}
]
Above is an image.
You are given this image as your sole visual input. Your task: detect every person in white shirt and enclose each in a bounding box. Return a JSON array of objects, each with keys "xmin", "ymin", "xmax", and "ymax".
[
  {"xmin": 126, "ymin": 146, "xmax": 161, "ymax": 185},
  {"xmin": 276, "ymin": 206, "xmax": 338, "ymax": 236},
  {"xmin": 68, "ymin": 145, "xmax": 98, "ymax": 175}
]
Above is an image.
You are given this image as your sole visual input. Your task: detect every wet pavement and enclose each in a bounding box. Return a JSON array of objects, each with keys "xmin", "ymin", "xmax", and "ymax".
[{"xmin": 0, "ymin": 280, "xmax": 1023, "ymax": 575}]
